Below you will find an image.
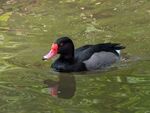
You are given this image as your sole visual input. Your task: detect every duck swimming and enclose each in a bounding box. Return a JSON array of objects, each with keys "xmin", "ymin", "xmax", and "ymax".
[{"xmin": 42, "ymin": 37, "xmax": 125, "ymax": 72}]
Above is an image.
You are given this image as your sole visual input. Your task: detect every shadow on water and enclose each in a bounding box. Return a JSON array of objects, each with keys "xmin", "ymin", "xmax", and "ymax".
[{"xmin": 43, "ymin": 74, "xmax": 76, "ymax": 99}]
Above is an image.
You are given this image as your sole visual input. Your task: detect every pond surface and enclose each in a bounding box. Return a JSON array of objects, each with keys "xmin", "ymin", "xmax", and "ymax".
[{"xmin": 0, "ymin": 0, "xmax": 150, "ymax": 113}]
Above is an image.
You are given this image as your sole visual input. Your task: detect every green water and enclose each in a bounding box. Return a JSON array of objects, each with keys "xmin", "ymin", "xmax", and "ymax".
[{"xmin": 0, "ymin": 0, "xmax": 150, "ymax": 113}]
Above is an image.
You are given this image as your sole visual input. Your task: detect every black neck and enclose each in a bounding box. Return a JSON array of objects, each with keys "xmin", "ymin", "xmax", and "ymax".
[
  {"xmin": 59, "ymin": 41, "xmax": 75, "ymax": 63},
  {"xmin": 60, "ymin": 52, "xmax": 74, "ymax": 63}
]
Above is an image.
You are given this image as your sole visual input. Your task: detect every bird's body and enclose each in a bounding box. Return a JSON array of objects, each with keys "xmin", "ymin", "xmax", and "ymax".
[{"xmin": 43, "ymin": 37, "xmax": 125, "ymax": 72}]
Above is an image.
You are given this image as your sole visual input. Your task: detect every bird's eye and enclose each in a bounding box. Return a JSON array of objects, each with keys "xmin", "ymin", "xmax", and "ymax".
[{"xmin": 60, "ymin": 43, "xmax": 64, "ymax": 46}]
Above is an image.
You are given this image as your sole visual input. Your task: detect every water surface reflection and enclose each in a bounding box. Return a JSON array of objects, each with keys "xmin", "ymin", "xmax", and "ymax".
[{"xmin": 44, "ymin": 74, "xmax": 76, "ymax": 99}]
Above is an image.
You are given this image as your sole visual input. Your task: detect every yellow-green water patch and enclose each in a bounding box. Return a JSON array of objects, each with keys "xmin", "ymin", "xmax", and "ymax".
[{"xmin": 0, "ymin": 12, "xmax": 12, "ymax": 22}]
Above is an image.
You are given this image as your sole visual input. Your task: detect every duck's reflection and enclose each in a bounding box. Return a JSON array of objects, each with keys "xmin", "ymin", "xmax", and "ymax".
[{"xmin": 44, "ymin": 75, "xmax": 76, "ymax": 99}]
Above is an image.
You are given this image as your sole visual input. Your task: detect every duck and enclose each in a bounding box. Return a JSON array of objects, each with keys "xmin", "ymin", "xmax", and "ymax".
[{"xmin": 42, "ymin": 37, "xmax": 125, "ymax": 72}]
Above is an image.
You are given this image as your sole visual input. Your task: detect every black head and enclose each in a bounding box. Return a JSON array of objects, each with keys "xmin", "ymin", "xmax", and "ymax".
[
  {"xmin": 55, "ymin": 37, "xmax": 74, "ymax": 56},
  {"xmin": 43, "ymin": 37, "xmax": 75, "ymax": 61}
]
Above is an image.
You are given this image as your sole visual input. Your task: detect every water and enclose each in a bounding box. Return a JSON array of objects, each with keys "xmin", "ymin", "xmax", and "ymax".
[{"xmin": 0, "ymin": 0, "xmax": 150, "ymax": 113}]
